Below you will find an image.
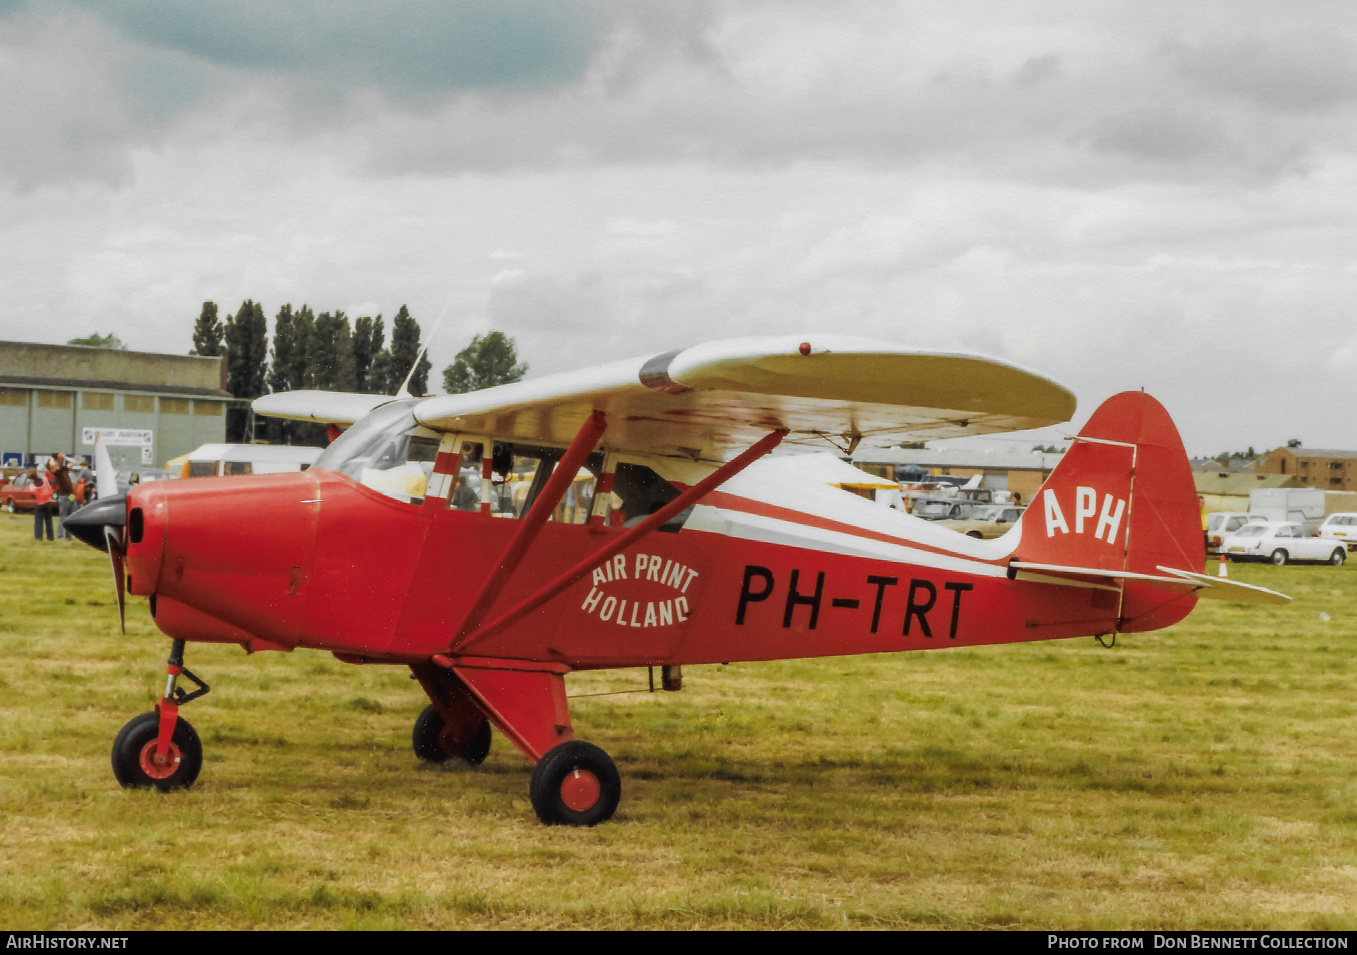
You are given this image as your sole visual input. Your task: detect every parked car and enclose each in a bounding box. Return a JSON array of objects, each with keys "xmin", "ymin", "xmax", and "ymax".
[
  {"xmin": 936, "ymin": 504, "xmax": 1025, "ymax": 539},
  {"xmin": 910, "ymin": 498, "xmax": 984, "ymax": 521},
  {"xmin": 2, "ymin": 472, "xmax": 38, "ymax": 512},
  {"xmin": 1205, "ymin": 512, "xmax": 1269, "ymax": 553},
  {"xmin": 1220, "ymin": 521, "xmax": 1346, "ymax": 566},
  {"xmin": 1317, "ymin": 513, "xmax": 1357, "ymax": 552}
]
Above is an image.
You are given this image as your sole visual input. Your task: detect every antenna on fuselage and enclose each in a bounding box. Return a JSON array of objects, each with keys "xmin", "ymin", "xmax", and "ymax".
[{"xmin": 395, "ymin": 294, "xmax": 454, "ymax": 399}]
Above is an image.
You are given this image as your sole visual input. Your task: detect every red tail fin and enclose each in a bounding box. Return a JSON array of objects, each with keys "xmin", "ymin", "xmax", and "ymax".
[{"xmin": 1016, "ymin": 392, "xmax": 1204, "ymax": 577}]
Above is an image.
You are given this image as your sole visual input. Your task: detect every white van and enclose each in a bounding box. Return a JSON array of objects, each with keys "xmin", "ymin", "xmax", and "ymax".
[
  {"xmin": 181, "ymin": 443, "xmax": 323, "ymax": 478},
  {"xmin": 1248, "ymin": 488, "xmax": 1326, "ymax": 536}
]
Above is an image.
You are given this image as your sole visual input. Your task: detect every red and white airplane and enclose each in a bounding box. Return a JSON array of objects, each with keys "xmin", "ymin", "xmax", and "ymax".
[{"xmin": 70, "ymin": 336, "xmax": 1287, "ymax": 826}]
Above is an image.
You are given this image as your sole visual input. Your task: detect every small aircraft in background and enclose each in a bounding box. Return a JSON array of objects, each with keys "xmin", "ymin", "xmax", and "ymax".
[{"xmin": 68, "ymin": 336, "xmax": 1287, "ymax": 826}]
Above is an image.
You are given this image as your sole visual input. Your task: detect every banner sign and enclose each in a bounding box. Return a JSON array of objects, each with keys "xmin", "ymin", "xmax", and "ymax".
[{"xmin": 81, "ymin": 428, "xmax": 154, "ymax": 465}]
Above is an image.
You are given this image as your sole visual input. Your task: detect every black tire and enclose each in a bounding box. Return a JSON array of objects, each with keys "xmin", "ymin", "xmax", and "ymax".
[
  {"xmin": 1330, "ymin": 549, "xmax": 1346, "ymax": 567},
  {"xmin": 1270, "ymin": 550, "xmax": 1289, "ymax": 566},
  {"xmin": 529, "ymin": 740, "xmax": 621, "ymax": 827},
  {"xmin": 966, "ymin": 531, "xmax": 983, "ymax": 539},
  {"xmin": 111, "ymin": 711, "xmax": 202, "ymax": 792},
  {"xmin": 412, "ymin": 704, "xmax": 491, "ymax": 765}
]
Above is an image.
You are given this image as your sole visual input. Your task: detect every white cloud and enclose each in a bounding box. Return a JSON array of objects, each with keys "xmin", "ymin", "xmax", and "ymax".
[{"xmin": 1, "ymin": 1, "xmax": 1356, "ymax": 456}]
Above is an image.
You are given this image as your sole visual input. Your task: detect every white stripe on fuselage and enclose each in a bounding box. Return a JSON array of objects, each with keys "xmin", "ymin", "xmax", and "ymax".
[
  {"xmin": 684, "ymin": 503, "xmax": 1011, "ymax": 578},
  {"xmin": 683, "ymin": 458, "xmax": 1022, "ymax": 577}
]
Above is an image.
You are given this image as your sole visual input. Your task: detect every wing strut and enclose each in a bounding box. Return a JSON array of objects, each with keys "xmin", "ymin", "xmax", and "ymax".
[
  {"xmin": 453, "ymin": 411, "xmax": 609, "ymax": 644},
  {"xmin": 450, "ymin": 427, "xmax": 788, "ymax": 654}
]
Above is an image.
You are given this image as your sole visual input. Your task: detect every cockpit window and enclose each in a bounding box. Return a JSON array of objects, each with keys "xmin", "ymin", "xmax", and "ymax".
[{"xmin": 313, "ymin": 400, "xmax": 439, "ymax": 504}]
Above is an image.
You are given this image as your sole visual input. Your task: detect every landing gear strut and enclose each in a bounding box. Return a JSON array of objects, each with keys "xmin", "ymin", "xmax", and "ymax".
[{"xmin": 111, "ymin": 639, "xmax": 210, "ymax": 792}]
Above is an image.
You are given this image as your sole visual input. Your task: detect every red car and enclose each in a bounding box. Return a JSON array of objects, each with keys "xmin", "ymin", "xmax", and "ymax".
[{"xmin": 1, "ymin": 472, "xmax": 38, "ymax": 512}]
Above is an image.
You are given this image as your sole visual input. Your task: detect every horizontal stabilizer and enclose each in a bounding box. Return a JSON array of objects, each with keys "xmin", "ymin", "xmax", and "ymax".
[
  {"xmin": 1154, "ymin": 567, "xmax": 1291, "ymax": 605},
  {"xmin": 1009, "ymin": 560, "xmax": 1198, "ymax": 591},
  {"xmin": 1008, "ymin": 561, "xmax": 1290, "ymax": 605}
]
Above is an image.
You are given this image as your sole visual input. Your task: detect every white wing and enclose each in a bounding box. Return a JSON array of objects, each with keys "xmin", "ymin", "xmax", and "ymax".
[
  {"xmin": 252, "ymin": 391, "xmax": 399, "ymax": 427},
  {"xmin": 412, "ymin": 335, "xmax": 1076, "ymax": 460}
]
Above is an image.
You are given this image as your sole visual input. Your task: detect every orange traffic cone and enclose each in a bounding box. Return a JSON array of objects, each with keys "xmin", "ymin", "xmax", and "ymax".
[{"xmin": 1217, "ymin": 552, "xmax": 1228, "ymax": 579}]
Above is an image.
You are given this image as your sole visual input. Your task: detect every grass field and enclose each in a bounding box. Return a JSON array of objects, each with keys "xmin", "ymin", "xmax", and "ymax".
[{"xmin": 1, "ymin": 512, "xmax": 1355, "ymax": 929}]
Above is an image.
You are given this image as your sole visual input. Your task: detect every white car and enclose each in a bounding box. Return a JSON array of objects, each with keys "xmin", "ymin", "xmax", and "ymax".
[
  {"xmin": 1318, "ymin": 513, "xmax": 1357, "ymax": 552},
  {"xmin": 1205, "ymin": 512, "xmax": 1269, "ymax": 553},
  {"xmin": 1221, "ymin": 521, "xmax": 1347, "ymax": 566}
]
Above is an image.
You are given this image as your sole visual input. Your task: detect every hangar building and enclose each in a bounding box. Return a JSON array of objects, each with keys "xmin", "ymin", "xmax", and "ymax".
[{"xmin": 0, "ymin": 341, "xmax": 230, "ymax": 469}]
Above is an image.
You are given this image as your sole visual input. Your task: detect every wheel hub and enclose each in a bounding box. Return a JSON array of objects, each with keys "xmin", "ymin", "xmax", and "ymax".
[
  {"xmin": 559, "ymin": 768, "xmax": 601, "ymax": 811},
  {"xmin": 138, "ymin": 740, "xmax": 183, "ymax": 780}
]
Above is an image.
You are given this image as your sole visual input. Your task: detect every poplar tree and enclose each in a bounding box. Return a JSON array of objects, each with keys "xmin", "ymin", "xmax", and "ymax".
[
  {"xmin": 190, "ymin": 302, "xmax": 224, "ymax": 357},
  {"xmin": 222, "ymin": 299, "xmax": 268, "ymax": 441},
  {"xmin": 309, "ymin": 310, "xmax": 356, "ymax": 392},
  {"xmin": 390, "ymin": 305, "xmax": 431, "ymax": 394},
  {"xmin": 352, "ymin": 315, "xmax": 384, "ymax": 393}
]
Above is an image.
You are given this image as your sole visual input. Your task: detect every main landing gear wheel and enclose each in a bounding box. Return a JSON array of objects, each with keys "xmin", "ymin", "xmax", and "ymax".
[
  {"xmin": 412, "ymin": 704, "xmax": 491, "ymax": 765},
  {"xmin": 1271, "ymin": 549, "xmax": 1289, "ymax": 566},
  {"xmin": 529, "ymin": 740, "xmax": 621, "ymax": 827},
  {"xmin": 111, "ymin": 711, "xmax": 203, "ymax": 792}
]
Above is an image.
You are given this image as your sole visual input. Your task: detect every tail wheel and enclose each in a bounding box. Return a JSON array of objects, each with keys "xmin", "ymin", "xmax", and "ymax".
[
  {"xmin": 1270, "ymin": 549, "xmax": 1289, "ymax": 566},
  {"xmin": 111, "ymin": 711, "xmax": 203, "ymax": 792},
  {"xmin": 412, "ymin": 704, "xmax": 491, "ymax": 765},
  {"xmin": 529, "ymin": 741, "xmax": 621, "ymax": 827},
  {"xmin": 1331, "ymin": 549, "xmax": 1346, "ymax": 566}
]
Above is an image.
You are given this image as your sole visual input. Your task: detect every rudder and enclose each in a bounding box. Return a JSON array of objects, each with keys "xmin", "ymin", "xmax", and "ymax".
[{"xmin": 1015, "ymin": 392, "xmax": 1205, "ymax": 578}]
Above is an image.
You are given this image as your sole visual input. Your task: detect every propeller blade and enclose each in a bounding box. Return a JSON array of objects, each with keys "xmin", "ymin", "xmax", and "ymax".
[{"xmin": 103, "ymin": 524, "xmax": 126, "ymax": 635}]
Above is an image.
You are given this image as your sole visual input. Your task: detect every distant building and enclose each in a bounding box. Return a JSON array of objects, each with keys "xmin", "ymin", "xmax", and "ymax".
[
  {"xmin": 851, "ymin": 448, "xmax": 1064, "ymax": 503},
  {"xmin": 1254, "ymin": 447, "xmax": 1357, "ymax": 493},
  {"xmin": 0, "ymin": 341, "xmax": 229, "ymax": 469}
]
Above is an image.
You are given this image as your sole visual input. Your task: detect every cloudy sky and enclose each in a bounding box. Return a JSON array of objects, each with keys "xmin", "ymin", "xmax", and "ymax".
[{"xmin": 2, "ymin": 0, "xmax": 1354, "ymax": 455}]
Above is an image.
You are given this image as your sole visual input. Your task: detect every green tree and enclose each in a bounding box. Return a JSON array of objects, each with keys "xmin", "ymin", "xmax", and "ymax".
[
  {"xmin": 442, "ymin": 331, "xmax": 527, "ymax": 394},
  {"xmin": 352, "ymin": 315, "xmax": 384, "ymax": 393},
  {"xmin": 265, "ymin": 304, "xmax": 309, "ymax": 444},
  {"xmin": 223, "ymin": 300, "xmax": 269, "ymax": 441},
  {"xmin": 309, "ymin": 311, "xmax": 356, "ymax": 392},
  {"xmin": 268, "ymin": 305, "xmax": 303, "ymax": 394},
  {"xmin": 368, "ymin": 350, "xmax": 397, "ymax": 396},
  {"xmin": 190, "ymin": 302, "xmax": 223, "ymax": 356},
  {"xmin": 390, "ymin": 305, "xmax": 432, "ymax": 394},
  {"xmin": 68, "ymin": 332, "xmax": 126, "ymax": 349}
]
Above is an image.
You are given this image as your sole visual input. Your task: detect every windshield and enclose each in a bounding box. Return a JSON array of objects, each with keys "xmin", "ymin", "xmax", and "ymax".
[
  {"xmin": 914, "ymin": 501, "xmax": 955, "ymax": 519},
  {"xmin": 1235, "ymin": 525, "xmax": 1267, "ymax": 538},
  {"xmin": 313, "ymin": 399, "xmax": 440, "ymax": 504}
]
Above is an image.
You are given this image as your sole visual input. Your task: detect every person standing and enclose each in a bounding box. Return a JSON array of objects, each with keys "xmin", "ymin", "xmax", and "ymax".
[
  {"xmin": 46, "ymin": 452, "xmax": 75, "ymax": 539},
  {"xmin": 29, "ymin": 469, "xmax": 54, "ymax": 541}
]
